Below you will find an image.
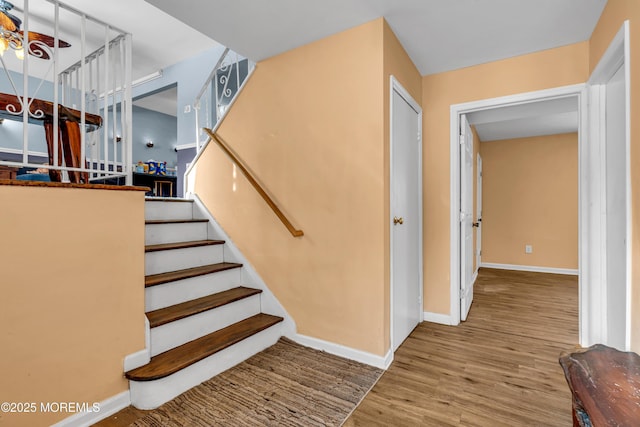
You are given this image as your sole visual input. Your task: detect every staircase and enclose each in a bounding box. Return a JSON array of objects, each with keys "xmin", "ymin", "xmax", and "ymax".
[{"xmin": 126, "ymin": 198, "xmax": 284, "ymax": 409}]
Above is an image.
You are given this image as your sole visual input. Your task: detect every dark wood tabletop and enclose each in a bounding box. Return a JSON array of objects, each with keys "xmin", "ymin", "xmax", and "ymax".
[{"xmin": 559, "ymin": 344, "xmax": 640, "ymax": 426}]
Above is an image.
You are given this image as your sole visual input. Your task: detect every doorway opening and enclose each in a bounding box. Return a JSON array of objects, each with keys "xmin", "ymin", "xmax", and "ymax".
[
  {"xmin": 461, "ymin": 95, "xmax": 580, "ymax": 325},
  {"xmin": 449, "ymin": 21, "xmax": 631, "ymax": 350},
  {"xmin": 452, "ymin": 87, "xmax": 585, "ymax": 344},
  {"xmin": 132, "ymin": 84, "xmax": 179, "ymax": 197}
]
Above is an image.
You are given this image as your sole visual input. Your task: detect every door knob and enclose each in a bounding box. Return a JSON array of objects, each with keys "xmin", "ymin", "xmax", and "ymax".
[
  {"xmin": 472, "ymin": 222, "xmax": 479, "ymax": 228},
  {"xmin": 393, "ymin": 216, "xmax": 404, "ymax": 225}
]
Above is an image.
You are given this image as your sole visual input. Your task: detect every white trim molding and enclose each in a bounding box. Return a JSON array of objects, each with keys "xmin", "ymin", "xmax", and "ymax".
[
  {"xmin": 585, "ymin": 20, "xmax": 632, "ymax": 350},
  {"xmin": 132, "ymin": 70, "xmax": 163, "ymax": 88},
  {"xmin": 423, "ymin": 311, "xmax": 456, "ymax": 326},
  {"xmin": 292, "ymin": 334, "xmax": 393, "ymax": 370},
  {"xmin": 481, "ymin": 263, "xmax": 578, "ymax": 276},
  {"xmin": 124, "ymin": 349, "xmax": 150, "ymax": 372},
  {"xmin": 123, "ymin": 316, "xmax": 151, "ymax": 372},
  {"xmin": 175, "ymin": 143, "xmax": 197, "ymax": 151},
  {"xmin": 50, "ymin": 391, "xmax": 130, "ymax": 427}
]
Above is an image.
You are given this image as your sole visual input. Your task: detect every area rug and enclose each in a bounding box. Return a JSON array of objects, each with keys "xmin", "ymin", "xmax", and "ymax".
[{"xmin": 130, "ymin": 337, "xmax": 383, "ymax": 426}]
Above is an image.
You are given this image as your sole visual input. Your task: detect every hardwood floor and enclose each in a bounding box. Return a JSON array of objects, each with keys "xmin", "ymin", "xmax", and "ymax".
[
  {"xmin": 96, "ymin": 268, "xmax": 578, "ymax": 426},
  {"xmin": 344, "ymin": 268, "xmax": 578, "ymax": 426}
]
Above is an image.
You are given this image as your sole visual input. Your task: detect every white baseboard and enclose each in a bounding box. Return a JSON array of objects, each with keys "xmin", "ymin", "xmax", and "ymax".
[
  {"xmin": 480, "ymin": 262, "xmax": 578, "ymax": 276},
  {"xmin": 124, "ymin": 317, "xmax": 151, "ymax": 372},
  {"xmin": 51, "ymin": 390, "xmax": 130, "ymax": 427},
  {"xmin": 124, "ymin": 349, "xmax": 150, "ymax": 372},
  {"xmin": 423, "ymin": 311, "xmax": 456, "ymax": 326},
  {"xmin": 291, "ymin": 334, "xmax": 393, "ymax": 370}
]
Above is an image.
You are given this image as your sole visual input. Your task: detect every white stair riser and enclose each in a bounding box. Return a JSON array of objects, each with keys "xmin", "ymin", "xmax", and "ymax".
[
  {"xmin": 145, "ymin": 269, "xmax": 241, "ymax": 311},
  {"xmin": 145, "ymin": 245, "xmax": 224, "ymax": 275},
  {"xmin": 145, "ymin": 201, "xmax": 194, "ymax": 221},
  {"xmin": 130, "ymin": 324, "xmax": 282, "ymax": 410},
  {"xmin": 150, "ymin": 295, "xmax": 262, "ymax": 356},
  {"xmin": 145, "ymin": 222, "xmax": 208, "ymax": 245}
]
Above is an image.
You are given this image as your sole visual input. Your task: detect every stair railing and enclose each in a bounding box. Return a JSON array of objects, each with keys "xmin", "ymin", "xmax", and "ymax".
[
  {"xmin": 193, "ymin": 48, "xmax": 255, "ymax": 151},
  {"xmin": 0, "ymin": 0, "xmax": 132, "ymax": 184},
  {"xmin": 204, "ymin": 128, "xmax": 303, "ymax": 238}
]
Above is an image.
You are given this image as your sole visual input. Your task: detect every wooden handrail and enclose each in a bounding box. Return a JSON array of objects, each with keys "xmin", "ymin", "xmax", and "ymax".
[{"xmin": 204, "ymin": 128, "xmax": 304, "ymax": 238}]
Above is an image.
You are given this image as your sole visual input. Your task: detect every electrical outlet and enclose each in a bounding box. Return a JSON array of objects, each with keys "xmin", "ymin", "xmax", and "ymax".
[
  {"xmin": 525, "ymin": 245, "xmax": 533, "ymax": 254},
  {"xmin": 184, "ymin": 105, "xmax": 191, "ymax": 114}
]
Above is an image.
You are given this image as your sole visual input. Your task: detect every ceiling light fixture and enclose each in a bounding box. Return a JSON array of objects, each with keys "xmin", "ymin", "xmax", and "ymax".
[
  {"xmin": 0, "ymin": 0, "xmax": 70, "ymax": 61},
  {"xmin": 132, "ymin": 70, "xmax": 163, "ymax": 88}
]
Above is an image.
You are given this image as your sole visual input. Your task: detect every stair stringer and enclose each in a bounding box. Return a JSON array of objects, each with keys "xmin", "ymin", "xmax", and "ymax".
[{"xmin": 191, "ymin": 194, "xmax": 297, "ymax": 338}]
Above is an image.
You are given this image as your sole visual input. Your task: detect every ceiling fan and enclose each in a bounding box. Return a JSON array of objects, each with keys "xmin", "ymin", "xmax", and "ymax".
[{"xmin": 0, "ymin": 0, "xmax": 71, "ymax": 59}]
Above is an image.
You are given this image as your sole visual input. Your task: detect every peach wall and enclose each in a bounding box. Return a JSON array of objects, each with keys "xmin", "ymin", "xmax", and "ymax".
[
  {"xmin": 480, "ymin": 134, "xmax": 578, "ymax": 270},
  {"xmin": 590, "ymin": 0, "xmax": 640, "ymax": 351},
  {"xmin": 0, "ymin": 184, "xmax": 145, "ymax": 427},
  {"xmin": 421, "ymin": 42, "xmax": 589, "ymax": 315},
  {"xmin": 194, "ymin": 19, "xmax": 388, "ymax": 355},
  {"xmin": 193, "ymin": 18, "xmax": 420, "ymax": 356}
]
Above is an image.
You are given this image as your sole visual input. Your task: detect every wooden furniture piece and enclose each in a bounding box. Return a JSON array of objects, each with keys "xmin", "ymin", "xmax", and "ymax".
[
  {"xmin": 0, "ymin": 93, "xmax": 102, "ymax": 183},
  {"xmin": 559, "ymin": 344, "xmax": 640, "ymax": 426},
  {"xmin": 133, "ymin": 172, "xmax": 177, "ymax": 197},
  {"xmin": 0, "ymin": 165, "xmax": 17, "ymax": 179},
  {"xmin": 154, "ymin": 180, "xmax": 174, "ymax": 198}
]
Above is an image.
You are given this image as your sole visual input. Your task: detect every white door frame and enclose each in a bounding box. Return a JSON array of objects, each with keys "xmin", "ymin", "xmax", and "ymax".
[
  {"xmin": 390, "ymin": 76, "xmax": 423, "ymax": 352},
  {"xmin": 586, "ymin": 21, "xmax": 632, "ymax": 349},
  {"xmin": 449, "ymin": 84, "xmax": 585, "ymax": 328},
  {"xmin": 448, "ymin": 22, "xmax": 630, "ymax": 348}
]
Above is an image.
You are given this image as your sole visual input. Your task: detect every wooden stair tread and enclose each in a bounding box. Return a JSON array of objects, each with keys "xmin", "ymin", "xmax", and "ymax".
[
  {"xmin": 145, "ymin": 218, "xmax": 208, "ymax": 225},
  {"xmin": 145, "ymin": 240, "xmax": 224, "ymax": 253},
  {"xmin": 145, "ymin": 197, "xmax": 193, "ymax": 203},
  {"xmin": 125, "ymin": 313, "xmax": 283, "ymax": 381},
  {"xmin": 147, "ymin": 287, "xmax": 262, "ymax": 328},
  {"xmin": 145, "ymin": 262, "xmax": 242, "ymax": 288}
]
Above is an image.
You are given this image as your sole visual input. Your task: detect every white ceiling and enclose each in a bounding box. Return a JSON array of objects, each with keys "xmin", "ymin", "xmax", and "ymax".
[
  {"xmin": 144, "ymin": 0, "xmax": 607, "ymax": 76},
  {"xmin": 133, "ymin": 86, "xmax": 177, "ymax": 117},
  {"xmin": 467, "ymin": 96, "xmax": 579, "ymax": 142},
  {"xmin": 3, "ymin": 0, "xmax": 598, "ymax": 131},
  {"xmin": 8, "ymin": 0, "xmax": 220, "ymax": 81},
  {"xmin": 4, "ymin": 1, "xmax": 607, "ymax": 80}
]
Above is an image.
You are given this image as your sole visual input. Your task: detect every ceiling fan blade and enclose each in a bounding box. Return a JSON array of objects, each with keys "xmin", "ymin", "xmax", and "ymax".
[
  {"xmin": 0, "ymin": 0, "xmax": 20, "ymax": 31},
  {"xmin": 19, "ymin": 31, "xmax": 71, "ymax": 48},
  {"xmin": 0, "ymin": 10, "xmax": 18, "ymax": 32},
  {"xmin": 15, "ymin": 31, "xmax": 71, "ymax": 60}
]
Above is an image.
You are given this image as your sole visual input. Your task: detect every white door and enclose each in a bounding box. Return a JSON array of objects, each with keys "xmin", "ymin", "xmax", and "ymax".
[
  {"xmin": 475, "ymin": 154, "xmax": 483, "ymax": 273},
  {"xmin": 604, "ymin": 64, "xmax": 627, "ymax": 350},
  {"xmin": 391, "ymin": 81, "xmax": 422, "ymax": 352},
  {"xmin": 460, "ymin": 115, "xmax": 474, "ymax": 321}
]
